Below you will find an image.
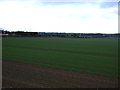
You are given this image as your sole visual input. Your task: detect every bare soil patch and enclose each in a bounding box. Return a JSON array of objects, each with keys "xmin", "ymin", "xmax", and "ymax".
[{"xmin": 2, "ymin": 60, "xmax": 118, "ymax": 88}]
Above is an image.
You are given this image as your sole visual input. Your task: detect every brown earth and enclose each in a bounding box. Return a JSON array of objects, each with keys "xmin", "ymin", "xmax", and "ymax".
[{"xmin": 2, "ymin": 60, "xmax": 118, "ymax": 88}]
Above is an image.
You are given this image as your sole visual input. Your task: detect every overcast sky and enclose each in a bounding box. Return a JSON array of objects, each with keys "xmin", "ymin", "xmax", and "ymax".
[{"xmin": 0, "ymin": 0, "xmax": 119, "ymax": 33}]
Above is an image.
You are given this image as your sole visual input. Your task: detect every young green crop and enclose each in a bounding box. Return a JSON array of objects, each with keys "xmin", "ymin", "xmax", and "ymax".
[{"xmin": 2, "ymin": 37, "xmax": 118, "ymax": 78}]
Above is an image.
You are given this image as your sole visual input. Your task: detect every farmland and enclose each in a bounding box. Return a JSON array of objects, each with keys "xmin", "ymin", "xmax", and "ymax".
[{"xmin": 2, "ymin": 37, "xmax": 118, "ymax": 88}]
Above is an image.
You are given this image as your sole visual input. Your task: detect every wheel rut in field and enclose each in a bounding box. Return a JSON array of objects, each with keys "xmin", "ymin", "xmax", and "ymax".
[{"xmin": 3, "ymin": 45, "xmax": 116, "ymax": 58}]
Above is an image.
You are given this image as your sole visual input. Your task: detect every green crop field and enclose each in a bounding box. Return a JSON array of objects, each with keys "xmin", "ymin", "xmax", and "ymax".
[{"xmin": 2, "ymin": 37, "xmax": 118, "ymax": 78}]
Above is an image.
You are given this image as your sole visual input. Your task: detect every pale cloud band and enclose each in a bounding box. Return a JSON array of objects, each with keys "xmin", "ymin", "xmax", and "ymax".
[
  {"xmin": 0, "ymin": 0, "xmax": 118, "ymax": 33},
  {"xmin": 0, "ymin": 0, "xmax": 119, "ymax": 2}
]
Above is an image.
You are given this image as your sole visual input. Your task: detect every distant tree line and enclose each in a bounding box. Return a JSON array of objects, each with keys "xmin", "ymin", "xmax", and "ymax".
[
  {"xmin": 0, "ymin": 30, "xmax": 38, "ymax": 37},
  {"xmin": 0, "ymin": 29, "xmax": 120, "ymax": 38}
]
